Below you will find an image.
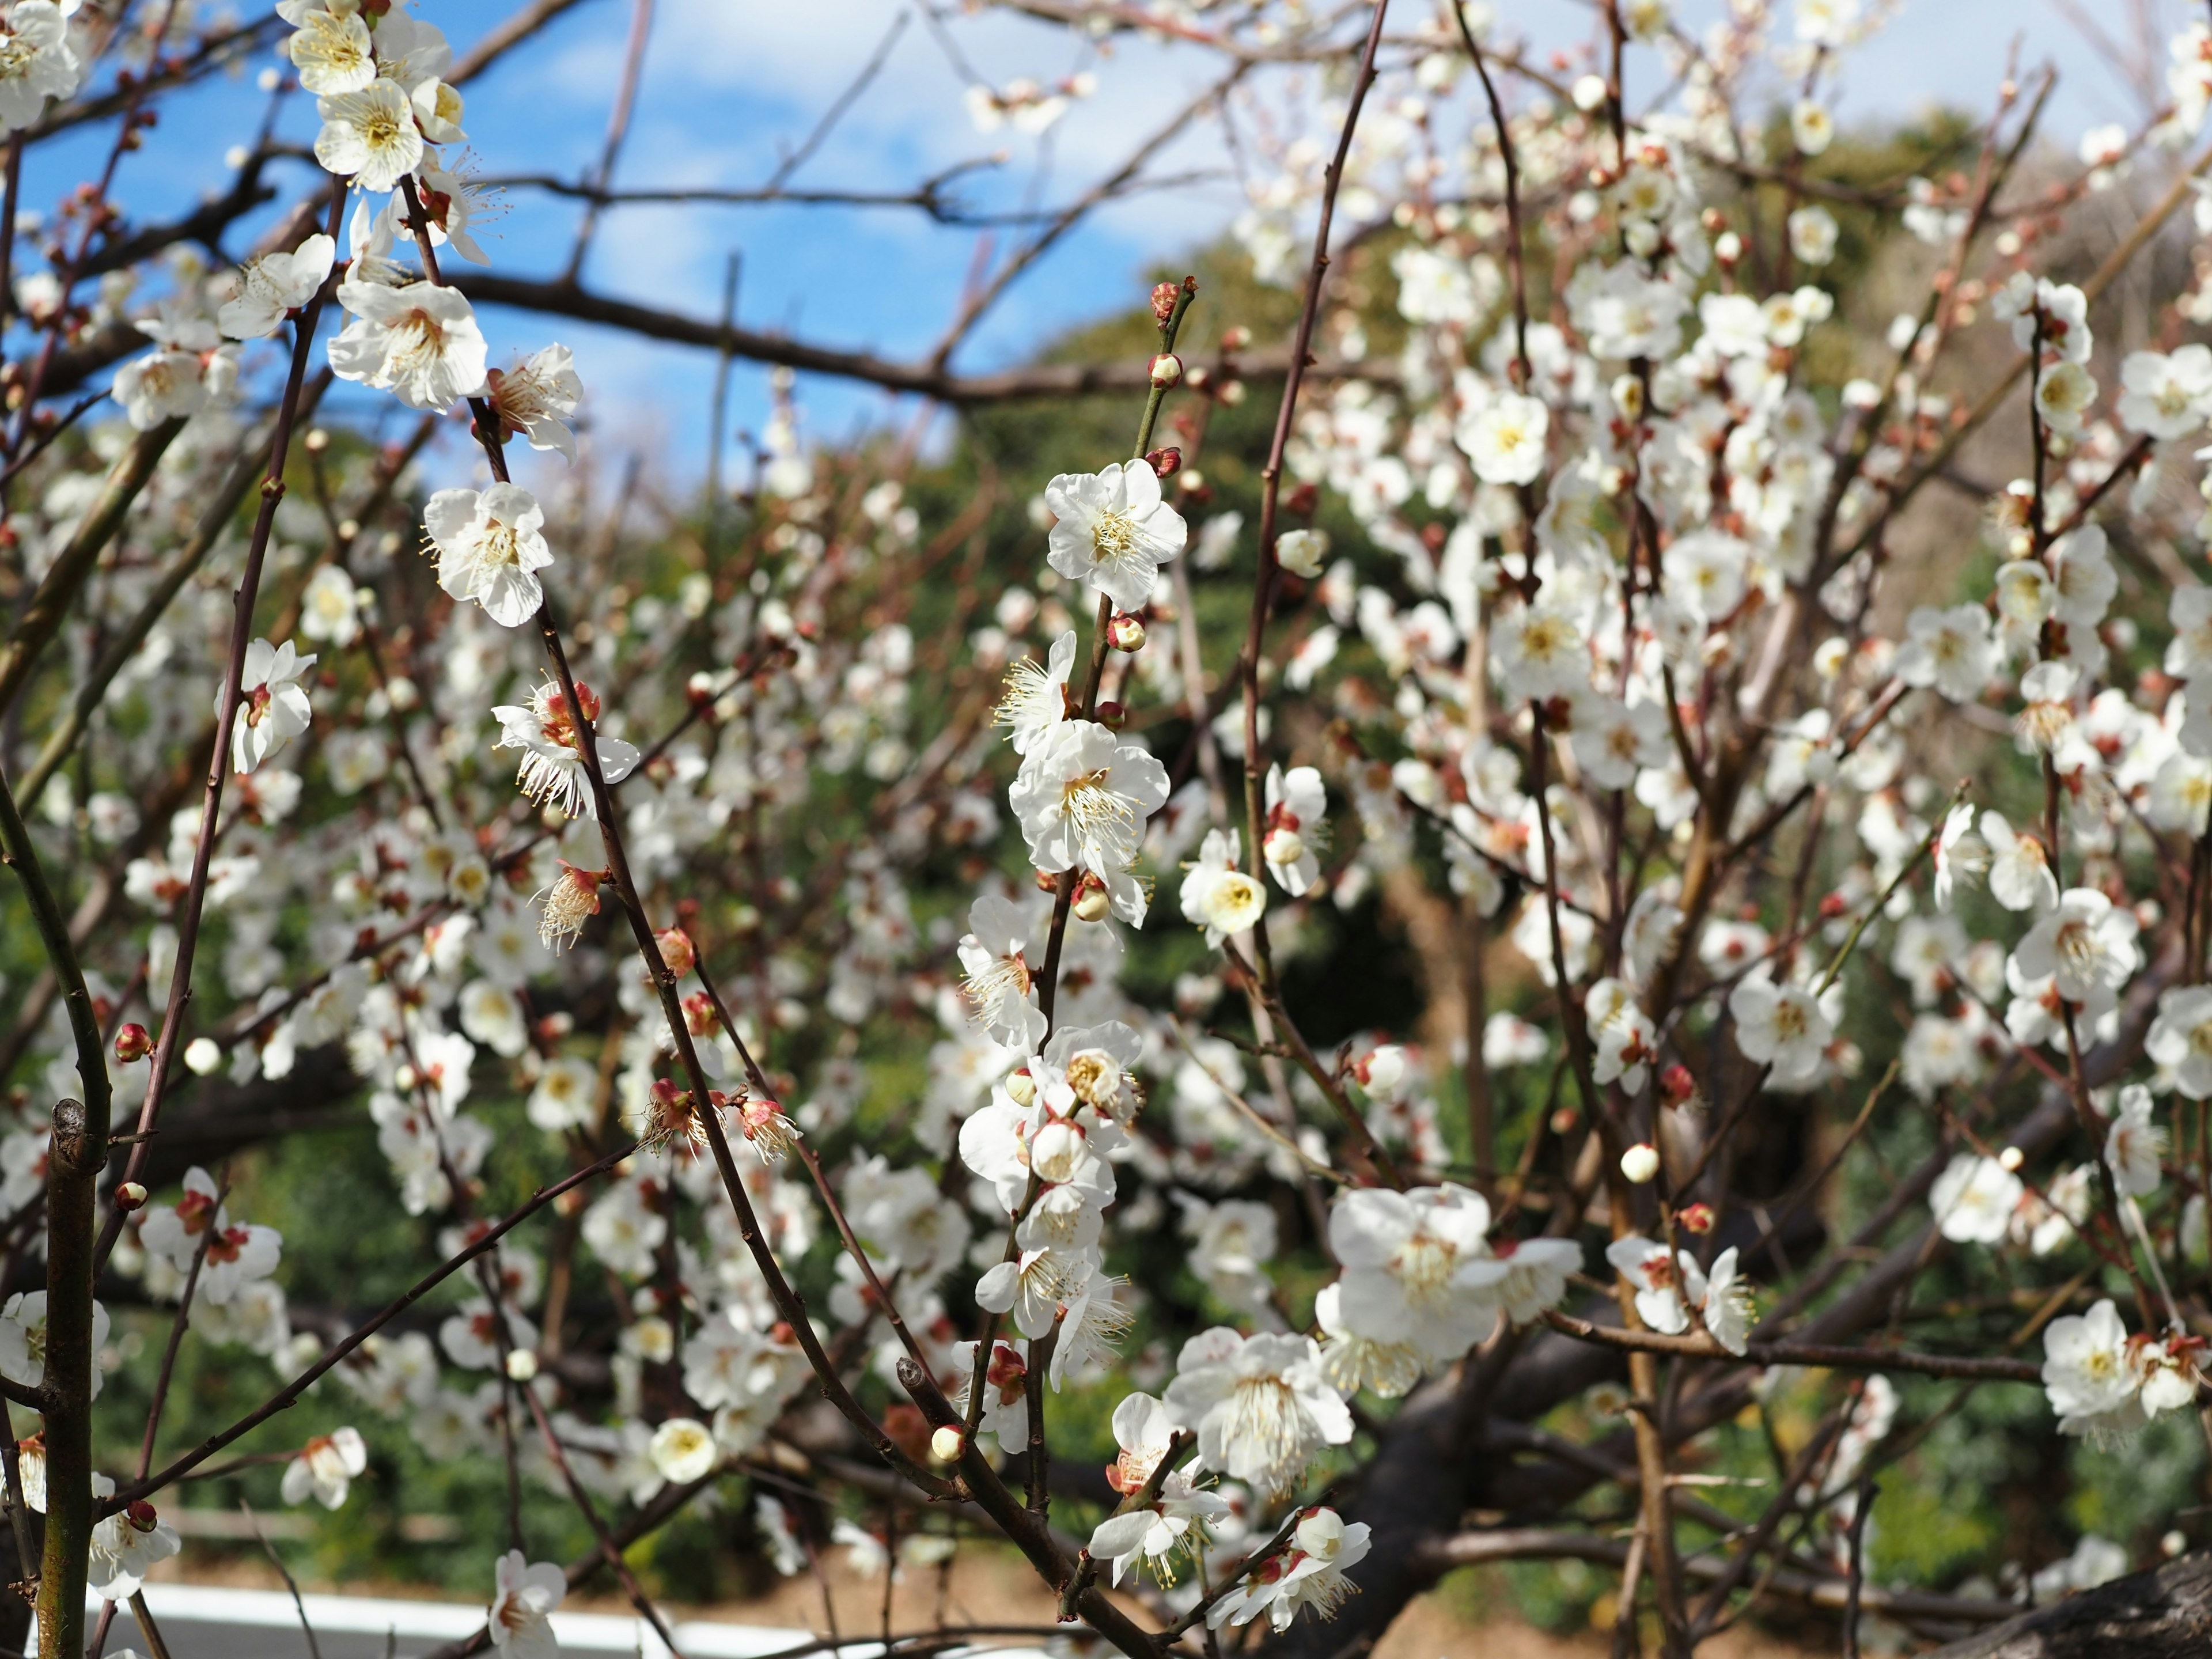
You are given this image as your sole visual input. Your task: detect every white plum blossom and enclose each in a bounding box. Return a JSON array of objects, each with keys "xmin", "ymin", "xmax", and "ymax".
[
  {"xmin": 1895, "ymin": 604, "xmax": 1994, "ymax": 702},
  {"xmin": 1208, "ymin": 1507, "xmax": 1372, "ymax": 1633},
  {"xmin": 1490, "ymin": 604, "xmax": 1589, "ymax": 701},
  {"xmin": 2149, "ymin": 984, "xmax": 2212, "ymax": 1098},
  {"xmin": 0, "ymin": 2, "xmax": 81, "ymax": 134},
  {"xmin": 2118, "ymin": 344, "xmax": 2212, "ymax": 437},
  {"xmin": 1086, "ymin": 1391, "xmax": 1234, "ymax": 1585},
  {"xmin": 1162, "ymin": 1327, "xmax": 1353, "ymax": 1497},
  {"xmin": 1459, "ymin": 390, "xmax": 1549, "ymax": 484},
  {"xmin": 281, "ymin": 1427, "xmax": 368, "ymax": 1508},
  {"xmin": 423, "ymin": 483, "xmax": 554, "ymax": 627},
  {"xmin": 1727, "ymin": 973, "xmax": 1836, "ymax": 1086},
  {"xmin": 487, "ymin": 343, "xmax": 584, "ymax": 457},
  {"xmin": 1586, "ymin": 977, "xmax": 1657, "ymax": 1093},
  {"xmin": 2010, "ymin": 888, "xmax": 2140, "ymax": 1005},
  {"xmin": 1044, "ymin": 459, "xmax": 1187, "ymax": 609},
  {"xmin": 225, "ymin": 639, "xmax": 316, "ymax": 775},
  {"xmin": 2105, "ymin": 1084, "xmax": 2165, "ymax": 1198},
  {"xmin": 1980, "ymin": 812, "xmax": 2058, "ymax": 911},
  {"xmin": 328, "ymin": 281, "xmax": 488, "ymax": 411},
  {"xmin": 220, "ymin": 234, "xmax": 336, "ymax": 340},
  {"xmin": 1930, "ymin": 1153, "xmax": 2023, "ymax": 1245},
  {"xmin": 488, "ymin": 1550, "xmax": 566, "ymax": 1659},
  {"xmin": 993, "ymin": 630, "xmax": 1076, "ymax": 755},
  {"xmin": 88, "ymin": 1490, "xmax": 181, "ymax": 1600},
  {"xmin": 1008, "ymin": 719, "xmax": 1169, "ymax": 922},
  {"xmin": 957, "ymin": 892, "xmax": 1050, "ymax": 1048},
  {"xmin": 313, "ymin": 79, "xmax": 423, "ymax": 191},
  {"xmin": 1179, "ymin": 828, "xmax": 1267, "ymax": 946},
  {"xmin": 1262, "ymin": 764, "xmax": 1325, "ymax": 894},
  {"xmin": 2042, "ymin": 1299, "xmax": 2143, "ymax": 1443},
  {"xmin": 1328, "ymin": 1184, "xmax": 1499, "ymax": 1369}
]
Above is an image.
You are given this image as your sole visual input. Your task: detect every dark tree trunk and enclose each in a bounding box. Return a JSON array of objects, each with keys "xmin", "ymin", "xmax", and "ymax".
[{"xmin": 1923, "ymin": 1554, "xmax": 2212, "ymax": 1658}]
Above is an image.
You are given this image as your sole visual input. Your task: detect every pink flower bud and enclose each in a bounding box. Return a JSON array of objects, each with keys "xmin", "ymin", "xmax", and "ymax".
[
  {"xmin": 1149, "ymin": 353, "xmax": 1183, "ymax": 387},
  {"xmin": 1107, "ymin": 612, "xmax": 1147, "ymax": 652},
  {"xmin": 114, "ymin": 1023, "xmax": 151, "ymax": 1063},
  {"xmin": 656, "ymin": 927, "xmax": 696, "ymax": 977}
]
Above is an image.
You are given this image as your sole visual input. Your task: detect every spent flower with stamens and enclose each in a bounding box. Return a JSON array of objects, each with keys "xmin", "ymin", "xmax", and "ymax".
[
  {"xmin": 737, "ymin": 1094, "xmax": 802, "ymax": 1163},
  {"xmin": 491, "ymin": 679, "xmax": 641, "ymax": 819},
  {"xmin": 536, "ymin": 862, "xmax": 605, "ymax": 952}
]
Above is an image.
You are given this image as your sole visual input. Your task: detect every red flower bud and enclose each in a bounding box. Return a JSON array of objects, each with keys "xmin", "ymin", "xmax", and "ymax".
[{"xmin": 114, "ymin": 1023, "xmax": 151, "ymax": 1063}]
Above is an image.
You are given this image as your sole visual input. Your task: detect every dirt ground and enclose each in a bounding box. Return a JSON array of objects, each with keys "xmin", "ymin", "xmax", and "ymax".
[{"xmin": 149, "ymin": 1547, "xmax": 1825, "ymax": 1657}]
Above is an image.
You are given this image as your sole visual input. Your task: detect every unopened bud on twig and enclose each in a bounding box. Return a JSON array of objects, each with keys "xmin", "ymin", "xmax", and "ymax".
[
  {"xmin": 1071, "ymin": 873, "xmax": 1111, "ymax": 924},
  {"xmin": 505, "ymin": 1349, "xmax": 540, "ymax": 1382},
  {"xmin": 115, "ymin": 1181, "xmax": 147, "ymax": 1212},
  {"xmin": 656, "ymin": 927, "xmax": 696, "ymax": 978},
  {"xmin": 930, "ymin": 1425, "xmax": 967, "ymax": 1462},
  {"xmin": 1149, "ymin": 353, "xmax": 1183, "ymax": 387},
  {"xmin": 1107, "ymin": 612, "xmax": 1147, "ymax": 652},
  {"xmin": 115, "ymin": 1023, "xmax": 151, "ymax": 1063},
  {"xmin": 1677, "ymin": 1201, "xmax": 1714, "ymax": 1234},
  {"xmin": 1620, "ymin": 1143, "xmax": 1660, "ymax": 1184},
  {"xmin": 1146, "ymin": 446, "xmax": 1181, "ymax": 479}
]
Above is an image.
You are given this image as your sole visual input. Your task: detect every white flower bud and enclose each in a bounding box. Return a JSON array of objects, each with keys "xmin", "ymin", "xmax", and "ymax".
[
  {"xmin": 930, "ymin": 1425, "xmax": 967, "ymax": 1462},
  {"xmin": 1620, "ymin": 1142, "xmax": 1661, "ymax": 1184},
  {"xmin": 184, "ymin": 1037, "xmax": 222, "ymax": 1076},
  {"xmin": 1149, "ymin": 353, "xmax": 1183, "ymax": 387},
  {"xmin": 1275, "ymin": 528, "xmax": 1329, "ymax": 579},
  {"xmin": 505, "ymin": 1348, "xmax": 539, "ymax": 1381},
  {"xmin": 1263, "ymin": 824, "xmax": 1305, "ymax": 866}
]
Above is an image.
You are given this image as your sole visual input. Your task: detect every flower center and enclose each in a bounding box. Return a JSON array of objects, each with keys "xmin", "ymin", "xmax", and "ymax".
[
  {"xmin": 1061, "ymin": 771, "xmax": 1135, "ymax": 846},
  {"xmin": 1090, "ymin": 506, "xmax": 1139, "ymax": 564},
  {"xmin": 1228, "ymin": 1376, "xmax": 1307, "ymax": 1492},
  {"xmin": 963, "ymin": 950, "xmax": 1030, "ymax": 1014},
  {"xmin": 1392, "ymin": 1230, "xmax": 1457, "ymax": 1302},
  {"xmin": 361, "ymin": 102, "xmax": 408, "ymax": 153},
  {"xmin": 477, "ymin": 519, "xmax": 521, "ymax": 569},
  {"xmin": 388, "ymin": 307, "xmax": 451, "ymax": 380},
  {"xmin": 2055, "ymin": 919, "xmax": 2100, "ymax": 976}
]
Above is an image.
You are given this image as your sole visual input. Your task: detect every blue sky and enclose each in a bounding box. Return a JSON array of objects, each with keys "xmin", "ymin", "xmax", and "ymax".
[{"xmin": 25, "ymin": 0, "xmax": 2194, "ymax": 494}]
